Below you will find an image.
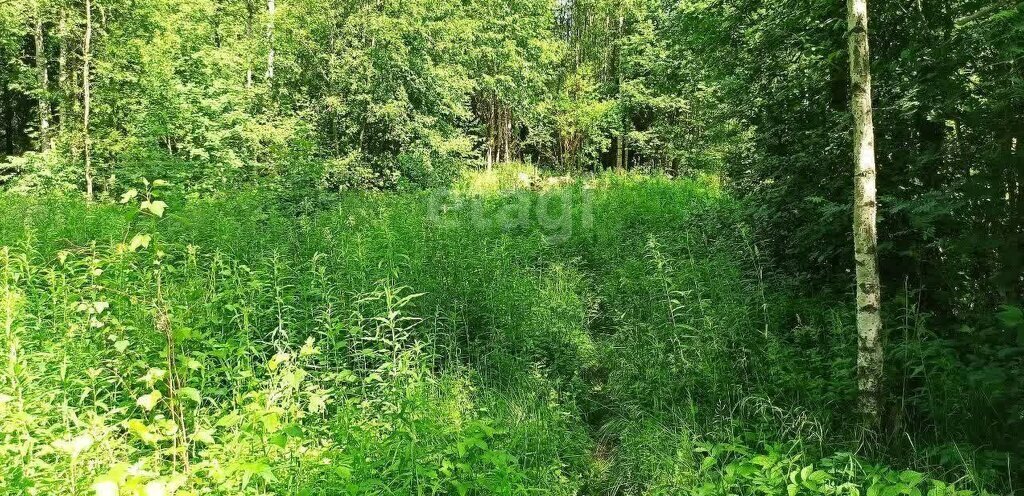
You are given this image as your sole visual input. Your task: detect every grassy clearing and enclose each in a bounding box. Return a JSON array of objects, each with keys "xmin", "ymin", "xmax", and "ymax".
[{"xmin": 0, "ymin": 171, "xmax": 997, "ymax": 495}]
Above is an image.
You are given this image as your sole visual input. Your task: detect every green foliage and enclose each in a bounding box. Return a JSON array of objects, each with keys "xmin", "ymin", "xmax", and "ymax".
[
  {"xmin": 0, "ymin": 189, "xmax": 589, "ymax": 495},
  {"xmin": 0, "ymin": 170, "xmax": 1010, "ymax": 495},
  {"xmin": 1, "ymin": 0, "xmax": 1021, "ymax": 492},
  {"xmin": 0, "ymin": 0, "xmax": 753, "ymax": 192},
  {"xmin": 1, "ymin": 0, "xmax": 1020, "ymax": 335},
  {"xmin": 666, "ymin": 0, "xmax": 1024, "ymax": 317},
  {"xmin": 690, "ymin": 444, "xmax": 986, "ymax": 496}
]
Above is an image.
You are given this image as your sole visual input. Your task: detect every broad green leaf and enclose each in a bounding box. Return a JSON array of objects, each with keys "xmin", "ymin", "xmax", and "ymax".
[
  {"xmin": 193, "ymin": 429, "xmax": 215, "ymax": 444},
  {"xmin": 996, "ymin": 305, "xmax": 1023, "ymax": 329},
  {"xmin": 136, "ymin": 390, "xmax": 163, "ymax": 411},
  {"xmin": 150, "ymin": 200, "xmax": 168, "ymax": 217},
  {"xmin": 140, "ymin": 200, "xmax": 167, "ymax": 218},
  {"xmin": 268, "ymin": 432, "xmax": 288, "ymax": 448},
  {"xmin": 899, "ymin": 470, "xmax": 924, "ymax": 485},
  {"xmin": 217, "ymin": 412, "xmax": 242, "ymax": 428},
  {"xmin": 177, "ymin": 387, "xmax": 201, "ymax": 403},
  {"xmin": 138, "ymin": 368, "xmax": 166, "ymax": 386},
  {"xmin": 283, "ymin": 423, "xmax": 304, "ymax": 437},
  {"xmin": 119, "ymin": 189, "xmax": 139, "ymax": 204},
  {"xmin": 129, "ymin": 234, "xmax": 151, "ymax": 252}
]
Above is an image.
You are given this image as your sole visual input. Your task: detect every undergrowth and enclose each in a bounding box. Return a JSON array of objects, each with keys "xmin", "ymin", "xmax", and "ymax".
[{"xmin": 0, "ymin": 170, "xmax": 1012, "ymax": 495}]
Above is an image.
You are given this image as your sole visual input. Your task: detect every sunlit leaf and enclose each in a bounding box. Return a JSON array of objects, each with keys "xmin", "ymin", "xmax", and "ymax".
[
  {"xmin": 140, "ymin": 200, "xmax": 167, "ymax": 218},
  {"xmin": 129, "ymin": 234, "xmax": 151, "ymax": 252},
  {"xmin": 119, "ymin": 189, "xmax": 139, "ymax": 204},
  {"xmin": 136, "ymin": 390, "xmax": 163, "ymax": 411},
  {"xmin": 52, "ymin": 434, "xmax": 94, "ymax": 459},
  {"xmin": 93, "ymin": 480, "xmax": 118, "ymax": 496},
  {"xmin": 177, "ymin": 387, "xmax": 201, "ymax": 403}
]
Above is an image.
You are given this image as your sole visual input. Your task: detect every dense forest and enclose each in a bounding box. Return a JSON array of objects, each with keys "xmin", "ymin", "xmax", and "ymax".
[{"xmin": 0, "ymin": 0, "xmax": 1022, "ymax": 495}]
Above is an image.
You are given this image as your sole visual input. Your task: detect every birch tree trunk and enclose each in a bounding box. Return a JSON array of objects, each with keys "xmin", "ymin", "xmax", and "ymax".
[
  {"xmin": 615, "ymin": 9, "xmax": 624, "ymax": 172},
  {"xmin": 847, "ymin": 0, "xmax": 883, "ymax": 437},
  {"xmin": 34, "ymin": 5, "xmax": 51, "ymax": 151},
  {"xmin": 57, "ymin": 11, "xmax": 68, "ymax": 134},
  {"xmin": 265, "ymin": 0, "xmax": 275, "ymax": 82},
  {"xmin": 615, "ymin": 135, "xmax": 623, "ymax": 171},
  {"xmin": 504, "ymin": 111, "xmax": 512, "ymax": 163},
  {"xmin": 245, "ymin": 0, "xmax": 254, "ymax": 89},
  {"xmin": 83, "ymin": 0, "xmax": 94, "ymax": 201}
]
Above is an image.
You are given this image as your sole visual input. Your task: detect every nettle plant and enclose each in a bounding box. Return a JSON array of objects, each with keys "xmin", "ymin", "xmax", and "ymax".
[
  {"xmin": 0, "ymin": 180, "xmax": 319, "ymax": 496},
  {"xmin": 83, "ymin": 181, "xmax": 338, "ymax": 495},
  {"xmin": 689, "ymin": 443, "xmax": 984, "ymax": 496},
  {"xmin": 1, "ymin": 180, "xmax": 535, "ymax": 496}
]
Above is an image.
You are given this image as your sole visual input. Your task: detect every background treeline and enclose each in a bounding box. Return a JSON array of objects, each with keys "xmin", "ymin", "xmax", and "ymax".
[{"xmin": 1, "ymin": 0, "xmax": 704, "ymax": 193}]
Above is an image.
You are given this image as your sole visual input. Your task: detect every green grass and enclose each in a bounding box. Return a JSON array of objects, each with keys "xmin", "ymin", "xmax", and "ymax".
[{"xmin": 0, "ymin": 171, "xmax": 1003, "ymax": 495}]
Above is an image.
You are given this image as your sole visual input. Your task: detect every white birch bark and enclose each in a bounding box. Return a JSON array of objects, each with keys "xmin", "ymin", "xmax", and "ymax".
[{"xmin": 847, "ymin": 0, "xmax": 883, "ymax": 436}]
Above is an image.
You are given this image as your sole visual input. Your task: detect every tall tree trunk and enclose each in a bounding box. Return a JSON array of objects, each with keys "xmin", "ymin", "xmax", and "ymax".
[
  {"xmin": 615, "ymin": 134, "xmax": 623, "ymax": 171},
  {"xmin": 491, "ymin": 98, "xmax": 499, "ymax": 172},
  {"xmin": 847, "ymin": 0, "xmax": 883, "ymax": 437},
  {"xmin": 265, "ymin": 0, "xmax": 275, "ymax": 82},
  {"xmin": 57, "ymin": 11, "xmax": 67, "ymax": 133},
  {"xmin": 34, "ymin": 6, "xmax": 51, "ymax": 151},
  {"xmin": 1015, "ymin": 135, "xmax": 1023, "ymax": 301},
  {"xmin": 245, "ymin": 0, "xmax": 254, "ymax": 88},
  {"xmin": 623, "ymin": 139, "xmax": 629, "ymax": 171},
  {"xmin": 1003, "ymin": 134, "xmax": 1022, "ymax": 303},
  {"xmin": 3, "ymin": 87, "xmax": 12, "ymax": 155},
  {"xmin": 83, "ymin": 0, "xmax": 94, "ymax": 200},
  {"xmin": 615, "ymin": 7, "xmax": 625, "ymax": 172},
  {"xmin": 503, "ymin": 109, "xmax": 511, "ymax": 164},
  {"xmin": 486, "ymin": 137, "xmax": 493, "ymax": 171}
]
